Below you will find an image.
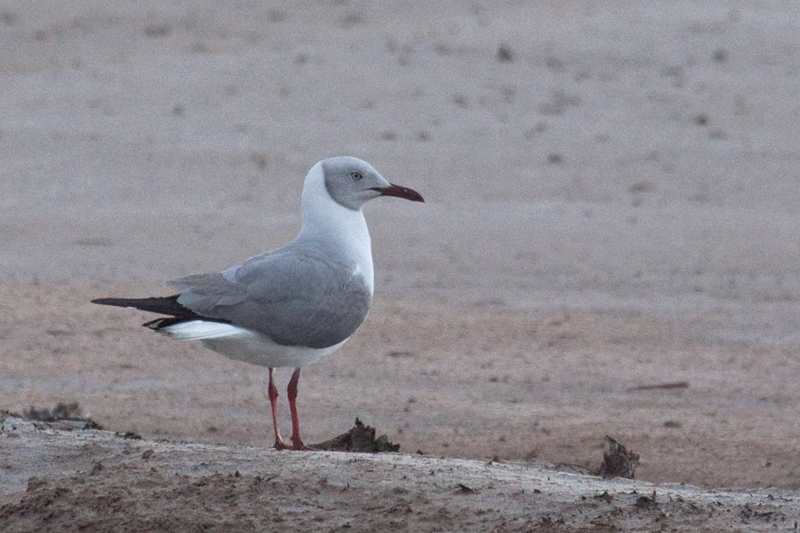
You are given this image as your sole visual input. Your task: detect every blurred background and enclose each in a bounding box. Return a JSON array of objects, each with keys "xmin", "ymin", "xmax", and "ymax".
[{"xmin": 1, "ymin": 1, "xmax": 799, "ymax": 488}]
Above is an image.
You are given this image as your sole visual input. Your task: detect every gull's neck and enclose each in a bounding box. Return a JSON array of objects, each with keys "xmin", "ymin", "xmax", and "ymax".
[{"xmin": 294, "ymin": 164, "xmax": 374, "ymax": 291}]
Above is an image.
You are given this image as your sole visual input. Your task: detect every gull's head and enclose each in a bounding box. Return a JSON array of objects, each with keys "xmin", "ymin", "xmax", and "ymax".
[{"xmin": 306, "ymin": 156, "xmax": 424, "ymax": 211}]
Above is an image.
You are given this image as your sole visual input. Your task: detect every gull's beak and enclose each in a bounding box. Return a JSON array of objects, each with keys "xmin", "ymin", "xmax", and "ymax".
[{"xmin": 371, "ymin": 184, "xmax": 425, "ymax": 203}]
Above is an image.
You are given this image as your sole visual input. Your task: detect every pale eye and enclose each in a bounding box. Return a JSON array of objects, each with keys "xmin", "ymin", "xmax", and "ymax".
[{"xmin": 350, "ymin": 171, "xmax": 363, "ymax": 181}]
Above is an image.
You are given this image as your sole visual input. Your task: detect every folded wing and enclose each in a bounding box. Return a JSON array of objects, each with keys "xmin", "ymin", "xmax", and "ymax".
[{"xmin": 169, "ymin": 248, "xmax": 372, "ymax": 349}]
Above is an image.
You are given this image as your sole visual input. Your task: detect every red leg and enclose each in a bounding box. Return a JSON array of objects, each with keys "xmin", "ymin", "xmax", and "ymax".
[
  {"xmin": 287, "ymin": 368, "xmax": 315, "ymax": 450},
  {"xmin": 268, "ymin": 368, "xmax": 288, "ymax": 450}
]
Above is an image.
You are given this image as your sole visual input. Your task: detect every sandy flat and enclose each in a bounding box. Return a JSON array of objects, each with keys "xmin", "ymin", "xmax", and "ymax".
[{"xmin": 2, "ymin": 1, "xmax": 800, "ymax": 530}]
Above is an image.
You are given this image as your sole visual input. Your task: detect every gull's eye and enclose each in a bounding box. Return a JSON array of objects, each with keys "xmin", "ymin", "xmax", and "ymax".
[{"xmin": 350, "ymin": 171, "xmax": 363, "ymax": 181}]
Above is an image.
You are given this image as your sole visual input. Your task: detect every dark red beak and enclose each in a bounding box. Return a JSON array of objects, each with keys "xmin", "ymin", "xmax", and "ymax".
[{"xmin": 372, "ymin": 183, "xmax": 425, "ymax": 203}]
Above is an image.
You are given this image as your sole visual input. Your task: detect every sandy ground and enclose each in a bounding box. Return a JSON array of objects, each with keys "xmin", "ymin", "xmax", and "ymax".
[
  {"xmin": 2, "ymin": 0, "xmax": 800, "ymax": 530},
  {"xmin": 2, "ymin": 416, "xmax": 798, "ymax": 532}
]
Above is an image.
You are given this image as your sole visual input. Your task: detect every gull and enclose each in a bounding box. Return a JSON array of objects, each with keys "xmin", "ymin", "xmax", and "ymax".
[{"xmin": 92, "ymin": 156, "xmax": 424, "ymax": 450}]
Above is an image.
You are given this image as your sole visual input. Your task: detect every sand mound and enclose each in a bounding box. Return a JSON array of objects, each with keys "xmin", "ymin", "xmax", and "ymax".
[{"xmin": 1, "ymin": 416, "xmax": 797, "ymax": 532}]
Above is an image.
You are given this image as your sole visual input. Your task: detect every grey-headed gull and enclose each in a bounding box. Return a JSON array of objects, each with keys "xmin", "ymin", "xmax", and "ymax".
[{"xmin": 93, "ymin": 156, "xmax": 424, "ymax": 450}]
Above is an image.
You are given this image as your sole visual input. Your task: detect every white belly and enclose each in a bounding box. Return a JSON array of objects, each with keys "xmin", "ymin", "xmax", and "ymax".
[{"xmin": 160, "ymin": 320, "xmax": 347, "ymax": 368}]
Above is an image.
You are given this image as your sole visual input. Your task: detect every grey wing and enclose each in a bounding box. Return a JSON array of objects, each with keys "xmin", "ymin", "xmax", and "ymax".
[
  {"xmin": 168, "ymin": 250, "xmax": 372, "ymax": 349},
  {"xmin": 167, "ymin": 272, "xmax": 247, "ymax": 308}
]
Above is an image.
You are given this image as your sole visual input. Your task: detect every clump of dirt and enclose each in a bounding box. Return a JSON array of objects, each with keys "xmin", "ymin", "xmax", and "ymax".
[
  {"xmin": 313, "ymin": 418, "xmax": 400, "ymax": 452},
  {"xmin": 597, "ymin": 435, "xmax": 640, "ymax": 479},
  {"xmin": 116, "ymin": 431, "xmax": 143, "ymax": 440},
  {"xmin": 627, "ymin": 381, "xmax": 689, "ymax": 391},
  {"xmin": 18, "ymin": 402, "xmax": 103, "ymax": 430}
]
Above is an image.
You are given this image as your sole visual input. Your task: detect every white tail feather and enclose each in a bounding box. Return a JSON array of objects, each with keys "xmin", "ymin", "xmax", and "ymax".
[{"xmin": 160, "ymin": 320, "xmax": 253, "ymax": 341}]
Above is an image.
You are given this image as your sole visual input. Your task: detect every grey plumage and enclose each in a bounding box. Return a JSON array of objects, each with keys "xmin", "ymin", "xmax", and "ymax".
[
  {"xmin": 91, "ymin": 157, "xmax": 422, "ymax": 352},
  {"xmin": 169, "ymin": 246, "xmax": 372, "ymax": 348},
  {"xmin": 91, "ymin": 156, "xmax": 423, "ymax": 450}
]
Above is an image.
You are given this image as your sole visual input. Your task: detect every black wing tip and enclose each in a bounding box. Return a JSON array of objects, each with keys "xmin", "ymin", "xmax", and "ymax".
[
  {"xmin": 93, "ymin": 296, "xmax": 231, "ymax": 331},
  {"xmin": 91, "ymin": 295, "xmax": 186, "ymax": 315},
  {"xmin": 142, "ymin": 316, "xmax": 180, "ymax": 330},
  {"xmin": 91, "ymin": 297, "xmax": 123, "ymax": 306}
]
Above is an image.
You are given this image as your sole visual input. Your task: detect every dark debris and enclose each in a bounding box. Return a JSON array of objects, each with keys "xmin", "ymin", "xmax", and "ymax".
[
  {"xmin": 597, "ymin": 435, "xmax": 639, "ymax": 479},
  {"xmin": 22, "ymin": 402, "xmax": 103, "ymax": 430},
  {"xmin": 313, "ymin": 418, "xmax": 400, "ymax": 453}
]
